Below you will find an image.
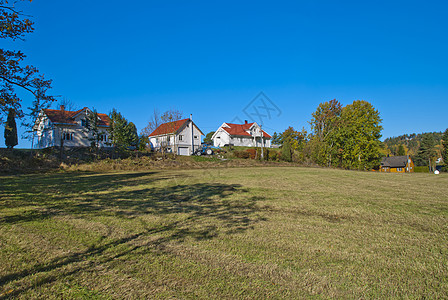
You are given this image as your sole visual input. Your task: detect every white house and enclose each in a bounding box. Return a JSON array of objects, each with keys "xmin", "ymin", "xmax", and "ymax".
[
  {"xmin": 33, "ymin": 106, "xmax": 111, "ymax": 149},
  {"xmin": 148, "ymin": 117, "xmax": 203, "ymax": 156},
  {"xmin": 212, "ymin": 121, "xmax": 271, "ymax": 148}
]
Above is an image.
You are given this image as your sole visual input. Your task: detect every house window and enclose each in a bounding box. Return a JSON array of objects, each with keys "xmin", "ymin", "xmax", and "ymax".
[
  {"xmin": 99, "ymin": 134, "xmax": 107, "ymax": 142},
  {"xmin": 81, "ymin": 119, "xmax": 87, "ymax": 127},
  {"xmin": 179, "ymin": 135, "xmax": 183, "ymax": 141},
  {"xmin": 194, "ymin": 136, "xmax": 198, "ymax": 139},
  {"xmin": 63, "ymin": 132, "xmax": 73, "ymax": 141},
  {"xmin": 397, "ymin": 168, "xmax": 402, "ymax": 172}
]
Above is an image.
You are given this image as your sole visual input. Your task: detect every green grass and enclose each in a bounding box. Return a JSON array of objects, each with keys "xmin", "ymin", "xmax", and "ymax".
[{"xmin": 1, "ymin": 167, "xmax": 447, "ymax": 298}]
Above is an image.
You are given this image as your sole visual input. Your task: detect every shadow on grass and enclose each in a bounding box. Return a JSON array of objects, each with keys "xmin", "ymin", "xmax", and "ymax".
[{"xmin": 0, "ymin": 171, "xmax": 265, "ymax": 298}]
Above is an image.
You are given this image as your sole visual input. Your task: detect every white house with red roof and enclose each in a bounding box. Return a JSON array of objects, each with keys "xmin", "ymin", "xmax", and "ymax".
[
  {"xmin": 33, "ymin": 106, "xmax": 111, "ymax": 149},
  {"xmin": 212, "ymin": 121, "xmax": 272, "ymax": 148},
  {"xmin": 148, "ymin": 117, "xmax": 203, "ymax": 155}
]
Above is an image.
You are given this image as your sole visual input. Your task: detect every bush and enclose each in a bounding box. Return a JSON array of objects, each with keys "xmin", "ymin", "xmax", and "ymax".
[
  {"xmin": 414, "ymin": 166, "xmax": 430, "ymax": 173},
  {"xmin": 281, "ymin": 143, "xmax": 292, "ymax": 162},
  {"xmin": 233, "ymin": 150, "xmax": 251, "ymax": 159},
  {"xmin": 268, "ymin": 150, "xmax": 279, "ymax": 161},
  {"xmin": 246, "ymin": 149, "xmax": 257, "ymax": 159}
]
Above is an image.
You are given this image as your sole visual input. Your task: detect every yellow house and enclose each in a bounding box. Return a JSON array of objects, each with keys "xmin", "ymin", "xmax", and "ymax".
[{"xmin": 380, "ymin": 155, "xmax": 415, "ymax": 173}]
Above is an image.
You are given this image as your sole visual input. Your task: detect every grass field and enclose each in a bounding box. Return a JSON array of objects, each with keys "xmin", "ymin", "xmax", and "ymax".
[{"xmin": 1, "ymin": 167, "xmax": 447, "ymax": 299}]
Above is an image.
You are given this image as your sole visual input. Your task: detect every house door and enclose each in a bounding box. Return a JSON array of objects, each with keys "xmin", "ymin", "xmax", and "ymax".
[{"xmin": 178, "ymin": 147, "xmax": 189, "ymax": 156}]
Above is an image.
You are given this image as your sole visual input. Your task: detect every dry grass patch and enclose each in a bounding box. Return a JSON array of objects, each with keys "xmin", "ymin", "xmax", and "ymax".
[{"xmin": 1, "ymin": 167, "xmax": 447, "ymax": 298}]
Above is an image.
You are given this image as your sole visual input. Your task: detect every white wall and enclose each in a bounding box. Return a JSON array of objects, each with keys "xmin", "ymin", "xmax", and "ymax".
[{"xmin": 34, "ymin": 109, "xmax": 110, "ymax": 149}]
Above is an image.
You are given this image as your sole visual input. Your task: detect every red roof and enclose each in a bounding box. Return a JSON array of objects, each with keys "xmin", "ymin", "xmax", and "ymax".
[
  {"xmin": 43, "ymin": 107, "xmax": 110, "ymax": 127},
  {"xmin": 222, "ymin": 122, "xmax": 272, "ymax": 138},
  {"xmin": 148, "ymin": 118, "xmax": 190, "ymax": 137}
]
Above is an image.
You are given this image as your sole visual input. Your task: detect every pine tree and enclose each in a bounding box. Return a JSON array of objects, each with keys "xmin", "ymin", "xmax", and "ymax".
[
  {"xmin": 4, "ymin": 108, "xmax": 18, "ymax": 148},
  {"xmin": 281, "ymin": 142, "xmax": 292, "ymax": 162},
  {"xmin": 442, "ymin": 128, "xmax": 448, "ymax": 171},
  {"xmin": 397, "ymin": 144, "xmax": 406, "ymax": 156},
  {"xmin": 417, "ymin": 134, "xmax": 437, "ymax": 171}
]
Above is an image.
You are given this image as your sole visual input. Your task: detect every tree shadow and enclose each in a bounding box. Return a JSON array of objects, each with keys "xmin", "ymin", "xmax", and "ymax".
[{"xmin": 0, "ymin": 171, "xmax": 265, "ymax": 298}]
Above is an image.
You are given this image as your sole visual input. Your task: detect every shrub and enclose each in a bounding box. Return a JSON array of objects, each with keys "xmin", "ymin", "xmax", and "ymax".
[
  {"xmin": 281, "ymin": 143, "xmax": 292, "ymax": 162},
  {"xmin": 246, "ymin": 149, "xmax": 257, "ymax": 159},
  {"xmin": 268, "ymin": 150, "xmax": 279, "ymax": 161},
  {"xmin": 233, "ymin": 150, "xmax": 251, "ymax": 159}
]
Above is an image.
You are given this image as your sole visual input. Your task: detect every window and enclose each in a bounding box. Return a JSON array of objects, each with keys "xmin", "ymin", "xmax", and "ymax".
[
  {"xmin": 99, "ymin": 134, "xmax": 107, "ymax": 142},
  {"xmin": 63, "ymin": 132, "xmax": 73, "ymax": 141},
  {"xmin": 179, "ymin": 135, "xmax": 183, "ymax": 141},
  {"xmin": 81, "ymin": 119, "xmax": 87, "ymax": 127},
  {"xmin": 194, "ymin": 136, "xmax": 198, "ymax": 139},
  {"xmin": 397, "ymin": 168, "xmax": 402, "ymax": 172}
]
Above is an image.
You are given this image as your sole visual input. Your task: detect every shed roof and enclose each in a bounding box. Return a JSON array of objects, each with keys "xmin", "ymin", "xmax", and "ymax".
[{"xmin": 381, "ymin": 156, "xmax": 409, "ymax": 168}]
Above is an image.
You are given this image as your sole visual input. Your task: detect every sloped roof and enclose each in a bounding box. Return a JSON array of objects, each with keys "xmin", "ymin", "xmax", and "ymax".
[
  {"xmin": 221, "ymin": 122, "xmax": 272, "ymax": 138},
  {"xmin": 381, "ymin": 156, "xmax": 409, "ymax": 168},
  {"xmin": 43, "ymin": 107, "xmax": 110, "ymax": 127},
  {"xmin": 149, "ymin": 118, "xmax": 204, "ymax": 137}
]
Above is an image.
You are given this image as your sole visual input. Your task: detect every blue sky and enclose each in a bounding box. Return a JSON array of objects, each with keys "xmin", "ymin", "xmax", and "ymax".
[{"xmin": 2, "ymin": 0, "xmax": 447, "ymax": 147}]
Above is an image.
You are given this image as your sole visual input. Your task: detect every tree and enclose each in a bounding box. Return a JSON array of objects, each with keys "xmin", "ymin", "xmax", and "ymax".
[
  {"xmin": 124, "ymin": 122, "xmax": 138, "ymax": 148},
  {"xmin": 397, "ymin": 144, "xmax": 406, "ymax": 156},
  {"xmin": 86, "ymin": 109, "xmax": 101, "ymax": 153},
  {"xmin": 271, "ymin": 132, "xmax": 282, "ymax": 145},
  {"xmin": 417, "ymin": 133, "xmax": 437, "ymax": 172},
  {"xmin": 141, "ymin": 109, "xmax": 161, "ymax": 136},
  {"xmin": 4, "ymin": 108, "xmax": 17, "ymax": 148},
  {"xmin": 1, "ymin": 0, "xmax": 55, "ymax": 125},
  {"xmin": 203, "ymin": 131, "xmax": 215, "ymax": 145},
  {"xmin": 108, "ymin": 109, "xmax": 128, "ymax": 149},
  {"xmin": 442, "ymin": 129, "xmax": 448, "ymax": 171},
  {"xmin": 309, "ymin": 99, "xmax": 343, "ymax": 167},
  {"xmin": 281, "ymin": 142, "xmax": 292, "ymax": 162},
  {"xmin": 339, "ymin": 100, "xmax": 383, "ymax": 170}
]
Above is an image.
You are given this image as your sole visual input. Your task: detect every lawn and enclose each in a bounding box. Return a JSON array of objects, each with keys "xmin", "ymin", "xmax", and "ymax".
[{"xmin": 1, "ymin": 167, "xmax": 447, "ymax": 298}]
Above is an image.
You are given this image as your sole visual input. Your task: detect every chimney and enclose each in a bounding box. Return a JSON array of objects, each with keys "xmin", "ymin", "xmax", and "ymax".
[
  {"xmin": 60, "ymin": 105, "xmax": 65, "ymax": 111},
  {"xmin": 245, "ymin": 120, "xmax": 248, "ymax": 124},
  {"xmin": 190, "ymin": 114, "xmax": 192, "ymax": 120}
]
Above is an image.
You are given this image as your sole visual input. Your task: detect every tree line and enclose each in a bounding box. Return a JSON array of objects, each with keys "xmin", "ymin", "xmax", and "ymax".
[{"xmin": 271, "ymin": 99, "xmax": 384, "ymax": 170}]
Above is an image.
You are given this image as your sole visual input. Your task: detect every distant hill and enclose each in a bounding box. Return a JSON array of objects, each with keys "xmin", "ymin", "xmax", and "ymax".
[{"xmin": 383, "ymin": 132, "xmax": 443, "ymax": 166}]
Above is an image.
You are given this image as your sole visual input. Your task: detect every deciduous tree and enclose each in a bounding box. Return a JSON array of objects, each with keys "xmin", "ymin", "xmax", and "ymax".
[
  {"xmin": 1, "ymin": 0, "xmax": 55, "ymax": 125},
  {"xmin": 203, "ymin": 131, "xmax": 215, "ymax": 145},
  {"xmin": 309, "ymin": 99, "xmax": 343, "ymax": 167},
  {"xmin": 339, "ymin": 100, "xmax": 383, "ymax": 170}
]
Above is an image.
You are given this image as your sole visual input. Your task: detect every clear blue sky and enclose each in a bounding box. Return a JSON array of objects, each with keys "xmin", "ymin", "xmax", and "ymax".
[{"xmin": 2, "ymin": 0, "xmax": 447, "ymax": 148}]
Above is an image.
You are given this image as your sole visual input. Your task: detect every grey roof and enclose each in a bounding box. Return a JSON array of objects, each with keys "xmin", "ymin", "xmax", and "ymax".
[{"xmin": 381, "ymin": 156, "xmax": 409, "ymax": 168}]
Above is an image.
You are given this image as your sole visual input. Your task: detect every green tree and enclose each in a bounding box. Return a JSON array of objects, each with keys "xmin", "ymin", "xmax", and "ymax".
[
  {"xmin": 86, "ymin": 109, "xmax": 101, "ymax": 153},
  {"xmin": 203, "ymin": 131, "xmax": 215, "ymax": 145},
  {"xmin": 309, "ymin": 99, "xmax": 343, "ymax": 167},
  {"xmin": 4, "ymin": 108, "xmax": 18, "ymax": 148},
  {"xmin": 138, "ymin": 134, "xmax": 149, "ymax": 151},
  {"xmin": 108, "ymin": 109, "xmax": 128, "ymax": 149},
  {"xmin": 281, "ymin": 142, "xmax": 292, "ymax": 162},
  {"xmin": 417, "ymin": 134, "xmax": 437, "ymax": 171},
  {"xmin": 1, "ymin": 0, "xmax": 55, "ymax": 125},
  {"xmin": 279, "ymin": 127, "xmax": 307, "ymax": 151},
  {"xmin": 339, "ymin": 100, "xmax": 383, "ymax": 170},
  {"xmin": 442, "ymin": 129, "xmax": 448, "ymax": 171},
  {"xmin": 125, "ymin": 122, "xmax": 139, "ymax": 148},
  {"xmin": 272, "ymin": 132, "xmax": 282, "ymax": 145},
  {"xmin": 397, "ymin": 144, "xmax": 406, "ymax": 156}
]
